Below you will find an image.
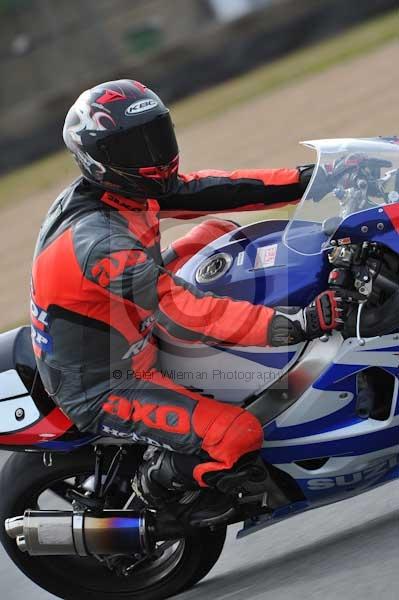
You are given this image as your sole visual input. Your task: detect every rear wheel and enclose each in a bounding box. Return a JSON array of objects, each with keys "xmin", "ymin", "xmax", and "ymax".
[{"xmin": 0, "ymin": 451, "xmax": 226, "ymax": 600}]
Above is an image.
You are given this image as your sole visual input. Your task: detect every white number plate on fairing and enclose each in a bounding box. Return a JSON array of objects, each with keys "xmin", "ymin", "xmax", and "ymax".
[{"xmin": 254, "ymin": 244, "xmax": 278, "ymax": 269}]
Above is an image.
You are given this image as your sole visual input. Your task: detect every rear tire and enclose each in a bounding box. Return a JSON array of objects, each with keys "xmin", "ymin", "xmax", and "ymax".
[{"xmin": 0, "ymin": 451, "xmax": 226, "ymax": 600}]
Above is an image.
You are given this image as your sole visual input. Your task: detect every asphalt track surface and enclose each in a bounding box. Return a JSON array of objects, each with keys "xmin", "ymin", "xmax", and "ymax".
[{"xmin": 1, "ymin": 450, "xmax": 399, "ymax": 600}]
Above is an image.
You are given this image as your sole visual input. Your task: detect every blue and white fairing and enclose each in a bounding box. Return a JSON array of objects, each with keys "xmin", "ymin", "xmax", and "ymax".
[
  {"xmin": 262, "ymin": 138, "xmax": 399, "ymax": 507},
  {"xmin": 161, "ymin": 138, "xmax": 399, "ymax": 511}
]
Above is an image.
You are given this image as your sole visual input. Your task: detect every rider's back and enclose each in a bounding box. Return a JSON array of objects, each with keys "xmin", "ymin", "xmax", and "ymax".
[{"xmin": 31, "ymin": 178, "xmax": 159, "ymax": 429}]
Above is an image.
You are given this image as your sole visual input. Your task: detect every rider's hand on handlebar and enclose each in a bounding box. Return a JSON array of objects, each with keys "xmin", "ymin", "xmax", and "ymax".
[
  {"xmin": 298, "ymin": 164, "xmax": 315, "ymax": 195},
  {"xmin": 308, "ymin": 154, "xmax": 393, "ymax": 202},
  {"xmin": 269, "ymin": 290, "xmax": 344, "ymax": 346},
  {"xmin": 306, "ymin": 164, "xmax": 332, "ymax": 202},
  {"xmin": 304, "ymin": 290, "xmax": 344, "ymax": 338}
]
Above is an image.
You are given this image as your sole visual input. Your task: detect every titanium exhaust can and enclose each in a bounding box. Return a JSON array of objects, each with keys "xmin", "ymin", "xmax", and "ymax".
[{"xmin": 5, "ymin": 510, "xmax": 153, "ymax": 556}]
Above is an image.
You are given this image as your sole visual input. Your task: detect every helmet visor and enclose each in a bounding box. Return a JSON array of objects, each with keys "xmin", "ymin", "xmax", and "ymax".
[{"xmin": 97, "ymin": 112, "xmax": 178, "ymax": 168}]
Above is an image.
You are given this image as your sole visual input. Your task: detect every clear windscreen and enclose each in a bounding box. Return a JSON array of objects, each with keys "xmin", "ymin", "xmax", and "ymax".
[{"xmin": 284, "ymin": 138, "xmax": 399, "ymax": 255}]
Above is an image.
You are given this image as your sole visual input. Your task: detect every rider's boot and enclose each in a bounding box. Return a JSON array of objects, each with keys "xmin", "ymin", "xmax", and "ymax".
[
  {"xmin": 138, "ymin": 450, "xmax": 199, "ymax": 507},
  {"xmin": 137, "ymin": 449, "xmax": 270, "ymax": 526}
]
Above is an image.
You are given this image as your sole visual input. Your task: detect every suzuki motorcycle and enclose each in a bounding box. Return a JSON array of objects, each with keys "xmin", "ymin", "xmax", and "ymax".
[{"xmin": 1, "ymin": 137, "xmax": 399, "ymax": 600}]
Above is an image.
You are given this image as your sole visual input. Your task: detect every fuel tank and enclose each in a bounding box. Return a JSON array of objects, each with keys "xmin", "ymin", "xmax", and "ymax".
[{"xmin": 158, "ymin": 220, "xmax": 329, "ymax": 403}]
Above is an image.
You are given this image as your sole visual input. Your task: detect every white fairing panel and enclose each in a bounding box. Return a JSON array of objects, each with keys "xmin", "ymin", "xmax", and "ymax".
[
  {"xmin": 0, "ymin": 369, "xmax": 40, "ymax": 433},
  {"xmin": 0, "ymin": 368, "xmax": 28, "ymax": 400},
  {"xmin": 158, "ymin": 334, "xmax": 304, "ymax": 403},
  {"xmin": 275, "ymin": 389, "xmax": 354, "ymax": 427},
  {"xmin": 265, "ymin": 334, "xmax": 399, "ymax": 449},
  {"xmin": 278, "ymin": 445, "xmax": 399, "ymax": 496}
]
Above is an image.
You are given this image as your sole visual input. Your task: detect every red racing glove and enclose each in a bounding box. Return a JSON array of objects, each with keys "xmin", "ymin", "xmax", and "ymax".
[{"xmin": 269, "ymin": 290, "xmax": 343, "ymax": 346}]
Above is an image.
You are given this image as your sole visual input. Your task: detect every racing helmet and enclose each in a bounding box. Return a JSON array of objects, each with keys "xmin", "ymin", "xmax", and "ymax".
[{"xmin": 63, "ymin": 79, "xmax": 179, "ymax": 198}]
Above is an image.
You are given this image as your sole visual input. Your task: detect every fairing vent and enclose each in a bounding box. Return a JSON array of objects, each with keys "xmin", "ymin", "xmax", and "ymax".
[
  {"xmin": 295, "ymin": 458, "xmax": 330, "ymax": 471},
  {"xmin": 356, "ymin": 367, "xmax": 395, "ymax": 421}
]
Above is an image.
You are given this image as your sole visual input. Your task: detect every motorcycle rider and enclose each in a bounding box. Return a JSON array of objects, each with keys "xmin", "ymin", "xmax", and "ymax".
[{"xmin": 31, "ymin": 79, "xmax": 342, "ymax": 515}]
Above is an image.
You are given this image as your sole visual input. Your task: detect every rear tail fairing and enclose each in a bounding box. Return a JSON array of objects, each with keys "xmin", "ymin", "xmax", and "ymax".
[
  {"xmin": 158, "ymin": 220, "xmax": 331, "ymax": 403},
  {"xmin": 0, "ymin": 327, "xmax": 95, "ymax": 451}
]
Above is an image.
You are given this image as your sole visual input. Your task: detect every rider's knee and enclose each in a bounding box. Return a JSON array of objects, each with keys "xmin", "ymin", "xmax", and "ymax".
[
  {"xmin": 162, "ymin": 219, "xmax": 237, "ymax": 272},
  {"xmin": 192, "ymin": 403, "xmax": 264, "ymax": 486}
]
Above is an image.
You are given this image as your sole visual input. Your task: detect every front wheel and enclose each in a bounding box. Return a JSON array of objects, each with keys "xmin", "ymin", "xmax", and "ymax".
[{"xmin": 0, "ymin": 451, "xmax": 226, "ymax": 600}]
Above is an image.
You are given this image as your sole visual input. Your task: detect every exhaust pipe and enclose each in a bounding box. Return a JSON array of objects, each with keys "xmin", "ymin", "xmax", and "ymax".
[
  {"xmin": 5, "ymin": 510, "xmax": 155, "ymax": 557},
  {"xmin": 4, "ymin": 516, "xmax": 24, "ymax": 539}
]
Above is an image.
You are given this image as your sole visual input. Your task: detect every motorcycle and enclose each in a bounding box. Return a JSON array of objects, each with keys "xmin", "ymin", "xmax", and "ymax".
[{"xmin": 1, "ymin": 137, "xmax": 399, "ymax": 600}]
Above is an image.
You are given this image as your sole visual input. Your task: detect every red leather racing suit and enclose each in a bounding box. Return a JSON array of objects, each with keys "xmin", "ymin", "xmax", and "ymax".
[{"xmin": 31, "ymin": 168, "xmax": 302, "ymax": 485}]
